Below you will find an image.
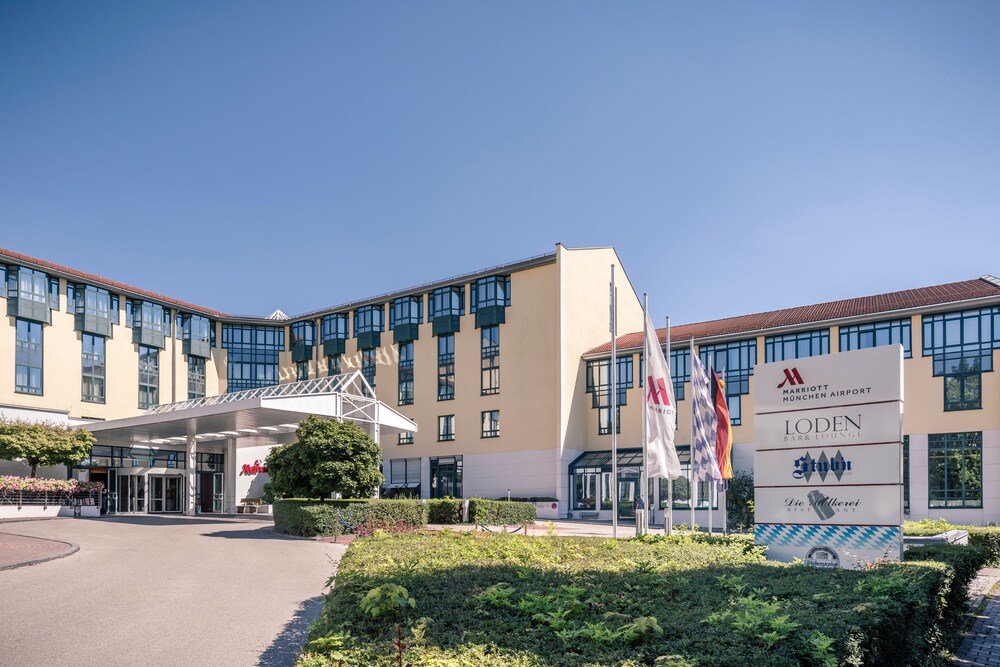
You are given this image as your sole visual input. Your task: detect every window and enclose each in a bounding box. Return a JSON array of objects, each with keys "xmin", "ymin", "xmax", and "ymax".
[
  {"xmin": 390, "ymin": 296, "xmax": 423, "ymax": 328},
  {"xmin": 16, "ymin": 267, "xmax": 47, "ymax": 306},
  {"xmin": 361, "ymin": 348, "xmax": 377, "ymax": 387},
  {"xmin": 470, "ymin": 275, "xmax": 510, "ymax": 312},
  {"xmin": 903, "ymin": 436, "xmax": 910, "ymax": 514},
  {"xmin": 928, "ymin": 432, "xmax": 982, "ymax": 508},
  {"xmin": 922, "ymin": 307, "xmax": 1000, "ymax": 375},
  {"xmin": 15, "ymin": 319, "xmax": 43, "ymax": 395},
  {"xmin": 657, "ymin": 447, "xmax": 718, "ymax": 510},
  {"xmin": 699, "ymin": 339, "xmax": 756, "ymax": 426},
  {"xmin": 321, "ymin": 313, "xmax": 349, "ymax": 356},
  {"xmin": 639, "ymin": 347, "xmax": 690, "ymax": 399},
  {"xmin": 597, "ymin": 405, "xmax": 621, "ymax": 435},
  {"xmin": 327, "ymin": 353, "xmax": 342, "ymax": 376},
  {"xmin": 481, "ymin": 325, "xmax": 500, "ymax": 395},
  {"xmin": 429, "ymin": 456, "xmax": 462, "ymax": 498},
  {"xmin": 398, "ymin": 431, "xmax": 414, "ymax": 445},
  {"xmin": 398, "ymin": 341, "xmax": 414, "ymax": 405},
  {"xmin": 188, "ymin": 357, "xmax": 206, "ymax": 400},
  {"xmin": 765, "ymin": 329, "xmax": 830, "ymax": 363},
  {"xmin": 481, "ymin": 410, "xmax": 500, "ymax": 438},
  {"xmin": 132, "ymin": 300, "xmax": 166, "ymax": 347},
  {"xmin": 49, "ymin": 277, "xmax": 60, "ymax": 310},
  {"xmin": 438, "ymin": 334, "xmax": 455, "ymax": 400},
  {"xmin": 586, "ymin": 356, "xmax": 631, "ymax": 407},
  {"xmin": 72, "ymin": 284, "xmax": 113, "ymax": 336},
  {"xmin": 387, "ymin": 458, "xmax": 421, "ymax": 497},
  {"xmin": 438, "ymin": 415, "xmax": 455, "ymax": 441},
  {"xmin": 110, "ymin": 294, "xmax": 120, "ymax": 325},
  {"xmin": 428, "ymin": 286, "xmax": 464, "ymax": 320},
  {"xmin": 296, "ymin": 360, "xmax": 309, "ymax": 381},
  {"xmin": 138, "ymin": 345, "xmax": 159, "ymax": 408},
  {"xmin": 923, "ymin": 308, "xmax": 999, "ymax": 412},
  {"xmin": 354, "ymin": 305, "xmax": 384, "ymax": 336},
  {"xmin": 180, "ymin": 314, "xmax": 212, "ymax": 358},
  {"xmin": 221, "ymin": 324, "xmax": 284, "ymax": 392},
  {"xmin": 81, "ymin": 334, "xmax": 106, "ymax": 403},
  {"xmin": 840, "ymin": 319, "xmax": 912, "ymax": 358},
  {"xmin": 945, "ymin": 370, "xmax": 981, "ymax": 411},
  {"xmin": 290, "ymin": 321, "xmax": 316, "ymax": 362}
]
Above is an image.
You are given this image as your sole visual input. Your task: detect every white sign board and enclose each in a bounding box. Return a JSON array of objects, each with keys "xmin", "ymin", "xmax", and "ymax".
[{"xmin": 754, "ymin": 345, "xmax": 903, "ymax": 569}]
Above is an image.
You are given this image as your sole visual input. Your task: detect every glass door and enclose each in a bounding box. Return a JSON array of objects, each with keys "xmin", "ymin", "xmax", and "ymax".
[
  {"xmin": 213, "ymin": 473, "xmax": 224, "ymax": 513},
  {"xmin": 617, "ymin": 479, "xmax": 636, "ymax": 520},
  {"xmin": 131, "ymin": 475, "xmax": 145, "ymax": 513},
  {"xmin": 150, "ymin": 475, "xmax": 184, "ymax": 513}
]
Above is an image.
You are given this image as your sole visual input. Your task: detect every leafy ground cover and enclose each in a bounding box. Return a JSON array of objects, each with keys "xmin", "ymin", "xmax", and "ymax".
[{"xmin": 299, "ymin": 531, "xmax": 984, "ymax": 666}]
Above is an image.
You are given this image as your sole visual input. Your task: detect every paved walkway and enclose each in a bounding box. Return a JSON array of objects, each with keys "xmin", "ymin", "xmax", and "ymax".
[
  {"xmin": 0, "ymin": 516, "xmax": 345, "ymax": 667},
  {"xmin": 0, "ymin": 530, "xmax": 77, "ymax": 569},
  {"xmin": 954, "ymin": 568, "xmax": 1000, "ymax": 666}
]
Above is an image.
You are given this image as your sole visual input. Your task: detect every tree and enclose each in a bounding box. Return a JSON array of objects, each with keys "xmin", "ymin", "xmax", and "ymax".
[
  {"xmin": 264, "ymin": 415, "xmax": 383, "ymax": 500},
  {"xmin": 0, "ymin": 419, "xmax": 96, "ymax": 478}
]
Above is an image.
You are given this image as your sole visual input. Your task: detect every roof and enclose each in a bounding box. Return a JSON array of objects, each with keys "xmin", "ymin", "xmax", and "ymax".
[
  {"xmin": 586, "ymin": 276, "xmax": 1000, "ymax": 356},
  {"xmin": 0, "ymin": 247, "xmax": 228, "ymax": 318}
]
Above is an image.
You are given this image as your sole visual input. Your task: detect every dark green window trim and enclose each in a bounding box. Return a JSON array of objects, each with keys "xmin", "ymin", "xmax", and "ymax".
[
  {"xmin": 944, "ymin": 371, "xmax": 981, "ymax": 411},
  {"xmin": 321, "ymin": 313, "xmax": 349, "ymax": 355},
  {"xmin": 699, "ymin": 339, "xmax": 756, "ymax": 426},
  {"xmin": 362, "ymin": 348, "xmax": 377, "ymax": 388},
  {"xmin": 327, "ymin": 353, "xmax": 342, "ymax": 376},
  {"xmin": 928, "ymin": 431, "xmax": 982, "ymax": 508},
  {"xmin": 295, "ymin": 360, "xmax": 309, "ymax": 381},
  {"xmin": 597, "ymin": 405, "xmax": 620, "ymax": 435},
  {"xmin": 181, "ymin": 314, "xmax": 213, "ymax": 359},
  {"xmin": 82, "ymin": 333, "xmax": 106, "ymax": 403},
  {"xmin": 221, "ymin": 324, "xmax": 284, "ymax": 392},
  {"xmin": 586, "ymin": 356, "xmax": 631, "ymax": 408},
  {"xmin": 15, "ymin": 318, "xmax": 43, "ymax": 395},
  {"xmin": 290, "ymin": 320, "xmax": 316, "ymax": 362},
  {"xmin": 840, "ymin": 318, "xmax": 912, "ymax": 358},
  {"xmin": 437, "ymin": 415, "xmax": 455, "ymax": 441},
  {"xmin": 7, "ymin": 266, "xmax": 52, "ymax": 324},
  {"xmin": 398, "ymin": 432, "xmax": 414, "ymax": 445},
  {"xmin": 429, "ymin": 455, "xmax": 462, "ymax": 498},
  {"xmin": 481, "ymin": 410, "xmax": 500, "ymax": 438},
  {"xmin": 188, "ymin": 357, "xmax": 206, "ymax": 400},
  {"xmin": 765, "ymin": 329, "xmax": 830, "ymax": 363},
  {"xmin": 922, "ymin": 307, "xmax": 1000, "ymax": 376},
  {"xmin": 481, "ymin": 325, "xmax": 500, "ymax": 395},
  {"xmin": 138, "ymin": 344, "xmax": 159, "ymax": 409},
  {"xmin": 438, "ymin": 334, "xmax": 455, "ymax": 401},
  {"xmin": 398, "ymin": 341, "xmax": 414, "ymax": 405}
]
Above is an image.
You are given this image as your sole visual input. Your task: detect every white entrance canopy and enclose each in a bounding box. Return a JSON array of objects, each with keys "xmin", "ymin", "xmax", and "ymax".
[{"xmin": 87, "ymin": 371, "xmax": 417, "ymax": 448}]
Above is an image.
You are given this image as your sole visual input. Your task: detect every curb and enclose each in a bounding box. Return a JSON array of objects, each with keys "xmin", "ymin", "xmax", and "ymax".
[{"xmin": 0, "ymin": 532, "xmax": 80, "ymax": 571}]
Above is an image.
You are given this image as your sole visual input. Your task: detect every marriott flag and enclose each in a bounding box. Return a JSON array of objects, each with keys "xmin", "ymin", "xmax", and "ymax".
[{"xmin": 643, "ymin": 313, "xmax": 682, "ymax": 479}]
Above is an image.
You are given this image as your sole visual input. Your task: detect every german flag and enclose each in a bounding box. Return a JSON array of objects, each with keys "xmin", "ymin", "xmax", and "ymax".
[{"xmin": 711, "ymin": 370, "xmax": 733, "ymax": 480}]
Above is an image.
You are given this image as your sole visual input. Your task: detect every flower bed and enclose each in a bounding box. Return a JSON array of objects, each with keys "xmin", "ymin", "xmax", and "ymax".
[
  {"xmin": 299, "ymin": 532, "xmax": 985, "ymax": 666},
  {"xmin": 0, "ymin": 476, "xmax": 103, "ymax": 505}
]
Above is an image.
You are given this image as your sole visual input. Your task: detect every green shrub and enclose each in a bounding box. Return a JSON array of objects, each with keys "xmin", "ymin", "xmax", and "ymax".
[
  {"xmin": 725, "ymin": 471, "xmax": 754, "ymax": 532},
  {"xmin": 301, "ymin": 532, "xmax": 977, "ymax": 666},
  {"xmin": 904, "ymin": 519, "xmax": 1000, "ymax": 566},
  {"xmin": 468, "ymin": 498, "xmax": 536, "ymax": 525},
  {"xmin": 273, "ymin": 499, "xmax": 427, "ymax": 537},
  {"xmin": 426, "ymin": 498, "xmax": 463, "ymax": 524},
  {"xmin": 905, "ymin": 543, "xmax": 988, "ymax": 628}
]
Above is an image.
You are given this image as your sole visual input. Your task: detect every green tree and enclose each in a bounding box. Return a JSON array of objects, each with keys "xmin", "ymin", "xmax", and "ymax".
[
  {"xmin": 265, "ymin": 415, "xmax": 383, "ymax": 500},
  {"xmin": 0, "ymin": 419, "xmax": 96, "ymax": 477}
]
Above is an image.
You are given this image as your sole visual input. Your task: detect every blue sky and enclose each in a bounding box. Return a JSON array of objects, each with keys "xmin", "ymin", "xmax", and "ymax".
[{"xmin": 1, "ymin": 2, "xmax": 998, "ymax": 326}]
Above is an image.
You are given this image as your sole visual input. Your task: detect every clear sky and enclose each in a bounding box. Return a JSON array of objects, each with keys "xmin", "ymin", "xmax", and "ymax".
[{"xmin": 1, "ymin": 2, "xmax": 998, "ymax": 326}]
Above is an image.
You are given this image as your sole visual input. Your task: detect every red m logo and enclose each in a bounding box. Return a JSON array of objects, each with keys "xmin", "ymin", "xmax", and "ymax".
[
  {"xmin": 647, "ymin": 376, "xmax": 670, "ymax": 406},
  {"xmin": 777, "ymin": 368, "xmax": 804, "ymax": 389}
]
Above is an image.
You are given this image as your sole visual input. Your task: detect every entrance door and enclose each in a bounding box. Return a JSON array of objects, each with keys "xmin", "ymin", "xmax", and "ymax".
[
  {"xmin": 115, "ymin": 474, "xmax": 145, "ymax": 513},
  {"xmin": 432, "ymin": 463, "xmax": 455, "ymax": 498},
  {"xmin": 617, "ymin": 479, "xmax": 636, "ymax": 520},
  {"xmin": 150, "ymin": 475, "xmax": 184, "ymax": 513},
  {"xmin": 213, "ymin": 473, "xmax": 224, "ymax": 513},
  {"xmin": 198, "ymin": 472, "xmax": 224, "ymax": 513}
]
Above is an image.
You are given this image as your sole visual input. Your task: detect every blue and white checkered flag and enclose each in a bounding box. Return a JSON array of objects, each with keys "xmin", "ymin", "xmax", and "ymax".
[{"xmin": 691, "ymin": 354, "xmax": 722, "ymax": 482}]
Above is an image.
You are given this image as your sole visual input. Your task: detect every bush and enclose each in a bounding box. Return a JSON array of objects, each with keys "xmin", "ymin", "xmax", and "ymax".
[
  {"xmin": 905, "ymin": 519, "xmax": 1000, "ymax": 566},
  {"xmin": 905, "ymin": 543, "xmax": 988, "ymax": 629},
  {"xmin": 302, "ymin": 532, "xmax": 979, "ymax": 666},
  {"xmin": 468, "ymin": 498, "xmax": 536, "ymax": 525},
  {"xmin": 273, "ymin": 499, "xmax": 427, "ymax": 537},
  {"xmin": 426, "ymin": 499, "xmax": 463, "ymax": 524},
  {"xmin": 725, "ymin": 470, "xmax": 754, "ymax": 532}
]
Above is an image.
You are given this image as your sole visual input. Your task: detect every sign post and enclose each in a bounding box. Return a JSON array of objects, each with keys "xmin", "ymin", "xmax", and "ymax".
[{"xmin": 753, "ymin": 345, "xmax": 904, "ymax": 569}]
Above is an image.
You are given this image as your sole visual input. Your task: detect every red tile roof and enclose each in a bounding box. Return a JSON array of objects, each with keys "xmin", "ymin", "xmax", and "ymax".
[
  {"xmin": 0, "ymin": 247, "xmax": 227, "ymax": 318},
  {"xmin": 586, "ymin": 276, "xmax": 1000, "ymax": 355}
]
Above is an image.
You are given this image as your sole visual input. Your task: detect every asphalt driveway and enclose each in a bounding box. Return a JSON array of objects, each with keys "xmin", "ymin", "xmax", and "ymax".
[{"xmin": 0, "ymin": 516, "xmax": 345, "ymax": 667}]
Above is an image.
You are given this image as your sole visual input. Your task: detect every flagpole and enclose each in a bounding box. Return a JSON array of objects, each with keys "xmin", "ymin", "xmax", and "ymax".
[
  {"xmin": 689, "ymin": 337, "xmax": 696, "ymax": 531},
  {"xmin": 610, "ymin": 265, "xmax": 618, "ymax": 539},
  {"xmin": 640, "ymin": 294, "xmax": 649, "ymax": 537},
  {"xmin": 664, "ymin": 316, "xmax": 672, "ymax": 536},
  {"xmin": 706, "ymin": 353, "xmax": 713, "ymax": 538}
]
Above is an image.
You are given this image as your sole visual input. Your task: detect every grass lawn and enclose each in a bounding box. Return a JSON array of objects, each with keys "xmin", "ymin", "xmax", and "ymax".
[{"xmin": 299, "ymin": 530, "xmax": 983, "ymax": 666}]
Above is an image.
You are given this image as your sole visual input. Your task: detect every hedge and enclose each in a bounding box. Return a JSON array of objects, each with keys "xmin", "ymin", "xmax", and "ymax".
[
  {"xmin": 426, "ymin": 499, "xmax": 463, "ymax": 524},
  {"xmin": 468, "ymin": 498, "xmax": 536, "ymax": 525},
  {"xmin": 300, "ymin": 533, "xmax": 986, "ymax": 666},
  {"xmin": 273, "ymin": 499, "xmax": 427, "ymax": 537},
  {"xmin": 905, "ymin": 518, "xmax": 1000, "ymax": 566}
]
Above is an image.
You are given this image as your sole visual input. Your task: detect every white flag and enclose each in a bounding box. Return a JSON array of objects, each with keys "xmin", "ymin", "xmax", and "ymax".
[{"xmin": 643, "ymin": 312, "xmax": 682, "ymax": 479}]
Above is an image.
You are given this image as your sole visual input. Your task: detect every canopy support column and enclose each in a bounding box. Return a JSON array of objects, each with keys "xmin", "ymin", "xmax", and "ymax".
[
  {"xmin": 225, "ymin": 437, "xmax": 237, "ymax": 515},
  {"xmin": 186, "ymin": 435, "xmax": 197, "ymax": 515}
]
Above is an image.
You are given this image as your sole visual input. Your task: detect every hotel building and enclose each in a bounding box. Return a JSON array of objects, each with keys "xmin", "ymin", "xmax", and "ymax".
[{"xmin": 1, "ymin": 245, "xmax": 997, "ymax": 525}]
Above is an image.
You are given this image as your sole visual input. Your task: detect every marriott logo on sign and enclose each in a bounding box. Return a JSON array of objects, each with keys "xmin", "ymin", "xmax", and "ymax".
[{"xmin": 777, "ymin": 368, "xmax": 804, "ymax": 388}]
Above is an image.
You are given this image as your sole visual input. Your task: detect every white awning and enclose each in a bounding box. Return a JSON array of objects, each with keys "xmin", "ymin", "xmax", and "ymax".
[{"xmin": 86, "ymin": 371, "xmax": 417, "ymax": 448}]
